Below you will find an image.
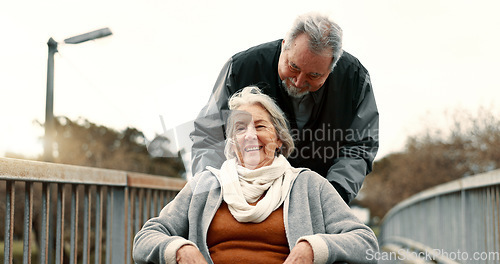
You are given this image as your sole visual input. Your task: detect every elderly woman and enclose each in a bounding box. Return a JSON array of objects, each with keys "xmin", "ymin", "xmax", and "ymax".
[{"xmin": 133, "ymin": 86, "xmax": 378, "ymax": 264}]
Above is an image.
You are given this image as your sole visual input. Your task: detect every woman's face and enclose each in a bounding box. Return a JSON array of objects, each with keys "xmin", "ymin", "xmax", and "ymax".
[{"xmin": 232, "ymin": 103, "xmax": 282, "ymax": 170}]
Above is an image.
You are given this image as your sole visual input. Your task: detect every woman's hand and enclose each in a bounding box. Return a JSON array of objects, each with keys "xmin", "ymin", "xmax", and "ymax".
[
  {"xmin": 176, "ymin": 245, "xmax": 208, "ymax": 264},
  {"xmin": 283, "ymin": 241, "xmax": 314, "ymax": 264}
]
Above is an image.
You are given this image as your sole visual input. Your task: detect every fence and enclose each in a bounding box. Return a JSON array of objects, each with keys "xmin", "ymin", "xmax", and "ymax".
[
  {"xmin": 0, "ymin": 157, "xmax": 186, "ymax": 264},
  {"xmin": 379, "ymin": 169, "xmax": 500, "ymax": 263}
]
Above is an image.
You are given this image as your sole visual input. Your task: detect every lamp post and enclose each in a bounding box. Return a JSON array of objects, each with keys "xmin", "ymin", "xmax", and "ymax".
[{"xmin": 44, "ymin": 28, "xmax": 113, "ymax": 162}]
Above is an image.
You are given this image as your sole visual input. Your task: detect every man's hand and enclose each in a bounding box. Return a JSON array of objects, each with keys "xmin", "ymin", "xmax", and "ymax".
[
  {"xmin": 283, "ymin": 241, "xmax": 314, "ymax": 264},
  {"xmin": 176, "ymin": 245, "xmax": 208, "ymax": 264}
]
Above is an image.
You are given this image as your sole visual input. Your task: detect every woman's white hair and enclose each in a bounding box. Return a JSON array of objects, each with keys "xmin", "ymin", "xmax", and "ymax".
[{"xmin": 224, "ymin": 86, "xmax": 295, "ymax": 159}]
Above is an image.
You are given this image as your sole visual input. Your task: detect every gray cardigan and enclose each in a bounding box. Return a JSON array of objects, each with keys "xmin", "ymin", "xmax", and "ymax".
[{"xmin": 133, "ymin": 169, "xmax": 379, "ymax": 264}]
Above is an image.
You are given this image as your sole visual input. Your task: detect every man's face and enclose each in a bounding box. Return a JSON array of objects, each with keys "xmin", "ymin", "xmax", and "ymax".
[{"xmin": 278, "ymin": 34, "xmax": 333, "ymax": 98}]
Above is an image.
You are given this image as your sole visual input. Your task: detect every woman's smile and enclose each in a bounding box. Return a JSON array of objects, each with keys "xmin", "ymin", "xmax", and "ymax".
[
  {"xmin": 233, "ymin": 104, "xmax": 282, "ymax": 169},
  {"xmin": 244, "ymin": 145, "xmax": 262, "ymax": 152}
]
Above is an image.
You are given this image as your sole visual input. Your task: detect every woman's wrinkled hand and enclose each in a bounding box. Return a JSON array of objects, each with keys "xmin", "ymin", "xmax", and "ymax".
[
  {"xmin": 176, "ymin": 245, "xmax": 208, "ymax": 264},
  {"xmin": 283, "ymin": 241, "xmax": 314, "ymax": 264}
]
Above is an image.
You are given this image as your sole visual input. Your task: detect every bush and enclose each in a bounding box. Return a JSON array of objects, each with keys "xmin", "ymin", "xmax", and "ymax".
[{"xmin": 357, "ymin": 106, "xmax": 500, "ymax": 221}]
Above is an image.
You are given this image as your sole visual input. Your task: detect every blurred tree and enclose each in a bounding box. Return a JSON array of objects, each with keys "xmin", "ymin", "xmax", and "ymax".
[
  {"xmin": 40, "ymin": 116, "xmax": 184, "ymax": 178},
  {"xmin": 357, "ymin": 107, "xmax": 500, "ymax": 222}
]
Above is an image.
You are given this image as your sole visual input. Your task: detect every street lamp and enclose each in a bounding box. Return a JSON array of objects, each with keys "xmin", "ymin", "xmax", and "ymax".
[{"xmin": 44, "ymin": 27, "xmax": 113, "ymax": 162}]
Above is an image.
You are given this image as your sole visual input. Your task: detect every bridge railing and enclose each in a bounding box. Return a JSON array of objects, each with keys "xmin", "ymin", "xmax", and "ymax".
[
  {"xmin": 0, "ymin": 157, "xmax": 186, "ymax": 264},
  {"xmin": 379, "ymin": 169, "xmax": 500, "ymax": 263}
]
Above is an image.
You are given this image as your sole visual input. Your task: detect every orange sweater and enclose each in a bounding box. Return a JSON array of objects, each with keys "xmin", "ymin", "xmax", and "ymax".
[{"xmin": 207, "ymin": 201, "xmax": 290, "ymax": 263}]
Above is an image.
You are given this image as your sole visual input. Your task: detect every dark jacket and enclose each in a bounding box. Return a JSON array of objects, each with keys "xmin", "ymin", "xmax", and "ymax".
[{"xmin": 190, "ymin": 40, "xmax": 379, "ymax": 203}]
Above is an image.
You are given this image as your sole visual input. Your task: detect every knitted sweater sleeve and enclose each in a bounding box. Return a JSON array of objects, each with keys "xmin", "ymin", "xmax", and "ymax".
[{"xmin": 293, "ymin": 172, "xmax": 379, "ymax": 264}]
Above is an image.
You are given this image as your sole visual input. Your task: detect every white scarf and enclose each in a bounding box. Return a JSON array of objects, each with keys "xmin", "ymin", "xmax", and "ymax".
[{"xmin": 207, "ymin": 155, "xmax": 302, "ymax": 223}]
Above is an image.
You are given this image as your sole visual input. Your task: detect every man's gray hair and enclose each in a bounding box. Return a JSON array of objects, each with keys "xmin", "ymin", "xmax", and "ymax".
[
  {"xmin": 224, "ymin": 86, "xmax": 295, "ymax": 159},
  {"xmin": 283, "ymin": 12, "xmax": 343, "ymax": 71}
]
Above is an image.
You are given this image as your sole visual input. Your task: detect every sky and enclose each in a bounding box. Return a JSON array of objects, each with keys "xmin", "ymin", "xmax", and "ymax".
[{"xmin": 1, "ymin": 0, "xmax": 500, "ymax": 165}]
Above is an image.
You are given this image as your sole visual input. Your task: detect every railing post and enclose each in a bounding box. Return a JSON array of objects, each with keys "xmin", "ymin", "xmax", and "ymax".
[
  {"xmin": 107, "ymin": 186, "xmax": 129, "ymax": 264},
  {"xmin": 83, "ymin": 185, "xmax": 92, "ymax": 264},
  {"xmin": 127, "ymin": 188, "xmax": 133, "ymax": 264},
  {"xmin": 95, "ymin": 186, "xmax": 104, "ymax": 264},
  {"xmin": 23, "ymin": 182, "xmax": 34, "ymax": 264},
  {"xmin": 69, "ymin": 184, "xmax": 79, "ymax": 264},
  {"xmin": 4, "ymin": 181, "xmax": 15, "ymax": 264},
  {"xmin": 40, "ymin": 183, "xmax": 50, "ymax": 264},
  {"xmin": 55, "ymin": 183, "xmax": 66, "ymax": 264},
  {"xmin": 106, "ymin": 189, "xmax": 112, "ymax": 263}
]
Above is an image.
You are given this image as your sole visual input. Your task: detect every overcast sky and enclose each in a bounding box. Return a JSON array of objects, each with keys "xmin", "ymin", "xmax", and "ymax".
[{"xmin": 1, "ymin": 0, "xmax": 500, "ymax": 161}]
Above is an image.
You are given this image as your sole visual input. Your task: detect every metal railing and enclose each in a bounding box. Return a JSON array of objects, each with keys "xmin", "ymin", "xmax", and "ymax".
[
  {"xmin": 0, "ymin": 157, "xmax": 185, "ymax": 264},
  {"xmin": 379, "ymin": 169, "xmax": 500, "ymax": 263}
]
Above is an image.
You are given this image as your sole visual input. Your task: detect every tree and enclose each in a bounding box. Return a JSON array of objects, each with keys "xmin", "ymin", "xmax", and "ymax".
[
  {"xmin": 357, "ymin": 107, "xmax": 500, "ymax": 221},
  {"xmin": 47, "ymin": 116, "xmax": 184, "ymax": 177}
]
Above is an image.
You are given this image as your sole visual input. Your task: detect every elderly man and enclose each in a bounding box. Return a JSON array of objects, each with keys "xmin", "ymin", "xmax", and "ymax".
[{"xmin": 190, "ymin": 12, "xmax": 379, "ymax": 204}]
